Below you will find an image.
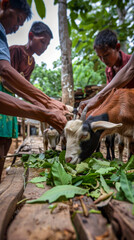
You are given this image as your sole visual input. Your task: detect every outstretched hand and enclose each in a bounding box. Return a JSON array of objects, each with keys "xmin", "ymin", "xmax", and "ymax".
[
  {"xmin": 78, "ymin": 95, "xmax": 100, "ymax": 117},
  {"xmin": 44, "ymin": 105, "xmax": 73, "ymax": 133}
]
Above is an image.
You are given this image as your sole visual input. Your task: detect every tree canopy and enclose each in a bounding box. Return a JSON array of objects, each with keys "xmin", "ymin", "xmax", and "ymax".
[{"xmin": 30, "ymin": 63, "xmax": 62, "ymax": 99}]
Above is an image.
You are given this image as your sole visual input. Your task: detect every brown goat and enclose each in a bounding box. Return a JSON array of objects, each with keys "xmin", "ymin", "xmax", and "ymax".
[{"xmin": 64, "ymin": 88, "xmax": 134, "ymax": 164}]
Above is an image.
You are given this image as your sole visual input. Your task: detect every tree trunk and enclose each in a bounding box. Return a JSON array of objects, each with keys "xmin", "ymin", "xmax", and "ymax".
[
  {"xmin": 58, "ymin": 0, "xmax": 74, "ymax": 106},
  {"xmin": 117, "ymin": 7, "xmax": 127, "ymax": 53}
]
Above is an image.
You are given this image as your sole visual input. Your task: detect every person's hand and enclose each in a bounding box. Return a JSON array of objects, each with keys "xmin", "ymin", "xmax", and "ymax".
[
  {"xmin": 44, "ymin": 108, "xmax": 73, "ymax": 133},
  {"xmin": 49, "ymin": 98, "xmax": 70, "ymax": 111},
  {"xmin": 49, "ymin": 99, "xmax": 74, "ymax": 120},
  {"xmin": 78, "ymin": 95, "xmax": 99, "ymax": 116},
  {"xmin": 64, "ymin": 110, "xmax": 73, "ymax": 120},
  {"xmin": 44, "ymin": 109, "xmax": 67, "ymax": 133},
  {"xmin": 77, "ymin": 99, "xmax": 90, "ymax": 117},
  {"xmin": 77, "ymin": 94, "xmax": 102, "ymax": 119}
]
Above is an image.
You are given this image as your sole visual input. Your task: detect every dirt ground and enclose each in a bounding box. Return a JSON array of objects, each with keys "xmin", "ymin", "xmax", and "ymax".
[{"xmin": 2, "ymin": 135, "xmax": 128, "ymax": 182}]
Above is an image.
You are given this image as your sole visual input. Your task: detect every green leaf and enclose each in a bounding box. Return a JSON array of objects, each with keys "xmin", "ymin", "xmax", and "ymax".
[
  {"xmin": 28, "ymin": 154, "xmax": 38, "ymax": 162},
  {"xmin": 96, "ymin": 167, "xmax": 116, "ymax": 174},
  {"xmin": 89, "ymin": 189, "xmax": 100, "ymax": 199},
  {"xmin": 38, "ymin": 153, "xmax": 45, "ymax": 160},
  {"xmin": 110, "ymin": 159, "xmax": 123, "ymax": 168},
  {"xmin": 71, "ymin": 19, "xmax": 79, "ymax": 30},
  {"xmin": 59, "ymin": 150, "xmax": 66, "ymax": 165},
  {"xmin": 90, "ymin": 152, "xmax": 104, "ymax": 159},
  {"xmin": 124, "ymin": 155, "xmax": 134, "ymax": 171},
  {"xmin": 82, "ymin": 173, "xmax": 99, "ymax": 185},
  {"xmin": 100, "ymin": 175, "xmax": 111, "ymax": 193},
  {"xmin": 51, "ymin": 162, "xmax": 72, "ymax": 185},
  {"xmin": 30, "ymin": 176, "xmax": 46, "ymax": 183},
  {"xmin": 88, "ymin": 159, "xmax": 110, "ymax": 170},
  {"xmin": 34, "ymin": 0, "xmax": 46, "ymax": 19},
  {"xmin": 89, "ymin": 209, "xmax": 101, "ymax": 214},
  {"xmin": 76, "ymin": 162, "xmax": 89, "ymax": 173},
  {"xmin": 27, "ymin": 0, "xmax": 32, "ymax": 7},
  {"xmin": 110, "ymin": 173, "xmax": 120, "ymax": 182},
  {"xmin": 120, "ymin": 171, "xmax": 134, "ymax": 203},
  {"xmin": 116, "ymin": 188, "xmax": 126, "ymax": 201},
  {"xmin": 21, "ymin": 154, "xmax": 29, "ymax": 162},
  {"xmin": 64, "ymin": 164, "xmax": 77, "ymax": 176},
  {"xmin": 48, "ymin": 204, "xmax": 58, "ymax": 213},
  {"xmin": 27, "ymin": 185, "xmax": 88, "ymax": 203},
  {"xmin": 115, "ymin": 182, "xmax": 121, "ymax": 192},
  {"xmin": 74, "ymin": 180, "xmax": 83, "ymax": 187},
  {"xmin": 36, "ymin": 183, "xmax": 45, "ymax": 188}
]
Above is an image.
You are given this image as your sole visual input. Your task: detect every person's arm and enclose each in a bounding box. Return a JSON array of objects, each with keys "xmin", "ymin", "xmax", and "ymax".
[
  {"xmin": 0, "ymin": 60, "xmax": 69, "ymax": 113},
  {"xmin": 0, "ymin": 92, "xmax": 67, "ymax": 133},
  {"xmin": 78, "ymin": 52, "xmax": 134, "ymax": 115}
]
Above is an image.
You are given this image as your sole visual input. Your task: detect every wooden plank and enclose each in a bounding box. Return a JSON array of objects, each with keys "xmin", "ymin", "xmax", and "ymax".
[
  {"xmin": 72, "ymin": 196, "xmax": 117, "ymax": 240},
  {"xmin": 102, "ymin": 199, "xmax": 134, "ymax": 239},
  {"xmin": 0, "ymin": 167, "xmax": 27, "ymax": 240},
  {"xmin": 0, "ymin": 168, "xmax": 16, "ymax": 196},
  {"xmin": 7, "ymin": 203, "xmax": 76, "ymax": 240},
  {"xmin": 7, "ymin": 169, "xmax": 76, "ymax": 240}
]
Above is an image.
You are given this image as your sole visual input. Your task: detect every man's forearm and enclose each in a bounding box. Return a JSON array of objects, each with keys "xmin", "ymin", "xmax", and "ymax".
[
  {"xmin": 0, "ymin": 61, "xmax": 49, "ymax": 107},
  {"xmin": 0, "ymin": 92, "xmax": 67, "ymax": 132},
  {"xmin": 0, "ymin": 92, "xmax": 47, "ymax": 120},
  {"xmin": 0, "ymin": 61, "xmax": 69, "ymax": 113}
]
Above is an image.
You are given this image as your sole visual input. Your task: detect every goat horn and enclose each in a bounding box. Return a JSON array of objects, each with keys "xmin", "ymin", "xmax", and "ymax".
[
  {"xmin": 80, "ymin": 106, "xmax": 87, "ymax": 121},
  {"xmin": 73, "ymin": 107, "xmax": 78, "ymax": 120}
]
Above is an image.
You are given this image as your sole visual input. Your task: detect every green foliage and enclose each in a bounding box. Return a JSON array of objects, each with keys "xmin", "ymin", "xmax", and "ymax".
[
  {"xmin": 30, "ymin": 58, "xmax": 106, "ymax": 94},
  {"xmin": 67, "ymin": 0, "xmax": 134, "ymax": 55},
  {"xmin": 30, "ymin": 63, "xmax": 62, "ymax": 98},
  {"xmin": 30, "ymin": 176, "xmax": 47, "ymax": 183},
  {"xmin": 73, "ymin": 58, "xmax": 106, "ymax": 90},
  {"xmin": 35, "ymin": 183, "xmax": 45, "ymax": 188},
  {"xmin": 22, "ymin": 150, "xmax": 134, "ymax": 209},
  {"xmin": 27, "ymin": 0, "xmax": 46, "ymax": 18},
  {"xmin": 51, "ymin": 161, "xmax": 72, "ymax": 185},
  {"xmin": 27, "ymin": 185, "xmax": 88, "ymax": 203},
  {"xmin": 27, "ymin": 0, "xmax": 32, "ymax": 6},
  {"xmin": 34, "ymin": 0, "xmax": 46, "ymax": 19},
  {"xmin": 21, "ymin": 150, "xmax": 61, "ymax": 169},
  {"xmin": 119, "ymin": 171, "xmax": 134, "ymax": 204},
  {"xmin": 89, "ymin": 189, "xmax": 100, "ymax": 198},
  {"xmin": 66, "ymin": 0, "xmax": 134, "ymax": 88},
  {"xmin": 124, "ymin": 155, "xmax": 134, "ymax": 171},
  {"xmin": 76, "ymin": 162, "xmax": 89, "ymax": 173},
  {"xmin": 88, "ymin": 158, "xmax": 110, "ymax": 170},
  {"xmin": 100, "ymin": 175, "xmax": 111, "ymax": 193}
]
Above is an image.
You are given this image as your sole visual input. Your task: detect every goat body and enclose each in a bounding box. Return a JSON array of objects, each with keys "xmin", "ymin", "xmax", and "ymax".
[{"xmin": 65, "ymin": 88, "xmax": 134, "ymax": 164}]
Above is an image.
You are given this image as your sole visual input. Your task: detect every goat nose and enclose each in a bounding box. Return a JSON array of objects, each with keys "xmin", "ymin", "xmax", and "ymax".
[
  {"xmin": 66, "ymin": 157, "xmax": 72, "ymax": 163},
  {"xmin": 52, "ymin": 147, "xmax": 56, "ymax": 150}
]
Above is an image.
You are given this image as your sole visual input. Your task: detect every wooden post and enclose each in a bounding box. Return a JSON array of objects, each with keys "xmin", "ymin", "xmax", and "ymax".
[
  {"xmin": 22, "ymin": 118, "xmax": 25, "ymax": 140},
  {"xmin": 27, "ymin": 123, "xmax": 30, "ymax": 137}
]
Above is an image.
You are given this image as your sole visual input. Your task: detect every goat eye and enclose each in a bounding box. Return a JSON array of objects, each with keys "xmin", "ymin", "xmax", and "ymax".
[{"xmin": 79, "ymin": 133, "xmax": 89, "ymax": 141}]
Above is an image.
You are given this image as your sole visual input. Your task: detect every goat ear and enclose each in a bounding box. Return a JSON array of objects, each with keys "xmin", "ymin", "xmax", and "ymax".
[{"xmin": 91, "ymin": 121, "xmax": 122, "ymax": 132}]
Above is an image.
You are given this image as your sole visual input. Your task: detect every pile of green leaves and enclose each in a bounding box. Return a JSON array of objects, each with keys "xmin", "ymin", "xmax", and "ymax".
[{"xmin": 21, "ymin": 150, "xmax": 134, "ymax": 208}]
